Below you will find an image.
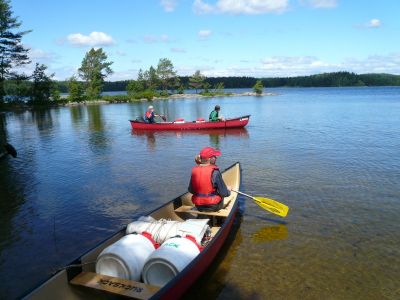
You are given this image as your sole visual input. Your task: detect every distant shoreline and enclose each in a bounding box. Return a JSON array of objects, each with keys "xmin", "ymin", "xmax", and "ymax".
[{"xmin": 63, "ymin": 91, "xmax": 276, "ymax": 106}]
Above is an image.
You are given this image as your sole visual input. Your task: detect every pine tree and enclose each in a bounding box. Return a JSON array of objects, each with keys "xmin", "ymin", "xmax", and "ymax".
[
  {"xmin": 78, "ymin": 48, "xmax": 113, "ymax": 100},
  {"xmin": 253, "ymin": 80, "xmax": 264, "ymax": 95},
  {"xmin": 189, "ymin": 70, "xmax": 205, "ymax": 94},
  {"xmin": 67, "ymin": 76, "xmax": 85, "ymax": 102},
  {"xmin": 0, "ymin": 0, "xmax": 31, "ymax": 102},
  {"xmin": 30, "ymin": 63, "xmax": 54, "ymax": 103}
]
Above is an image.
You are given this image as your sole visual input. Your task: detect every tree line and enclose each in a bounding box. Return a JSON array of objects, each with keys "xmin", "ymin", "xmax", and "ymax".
[
  {"xmin": 1, "ymin": 0, "xmax": 399, "ymax": 107},
  {"xmin": 54, "ymin": 72, "xmax": 400, "ymax": 94}
]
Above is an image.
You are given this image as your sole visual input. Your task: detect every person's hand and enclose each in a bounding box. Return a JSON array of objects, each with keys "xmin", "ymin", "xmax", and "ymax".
[{"xmin": 227, "ymin": 185, "xmax": 232, "ymax": 191}]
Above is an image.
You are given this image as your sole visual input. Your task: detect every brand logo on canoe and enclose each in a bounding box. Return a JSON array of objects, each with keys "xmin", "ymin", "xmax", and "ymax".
[
  {"xmin": 98, "ymin": 279, "xmax": 143, "ymax": 292},
  {"xmin": 164, "ymin": 242, "xmax": 179, "ymax": 248}
]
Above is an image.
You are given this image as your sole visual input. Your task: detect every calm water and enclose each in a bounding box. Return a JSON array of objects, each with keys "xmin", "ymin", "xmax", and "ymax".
[{"xmin": 0, "ymin": 87, "xmax": 399, "ymax": 299}]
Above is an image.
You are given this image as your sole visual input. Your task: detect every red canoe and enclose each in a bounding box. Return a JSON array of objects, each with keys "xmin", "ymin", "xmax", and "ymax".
[
  {"xmin": 130, "ymin": 115, "xmax": 250, "ymax": 130},
  {"xmin": 24, "ymin": 163, "xmax": 241, "ymax": 300}
]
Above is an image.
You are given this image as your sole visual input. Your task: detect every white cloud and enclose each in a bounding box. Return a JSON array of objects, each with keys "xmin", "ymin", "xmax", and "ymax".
[
  {"xmin": 115, "ymin": 50, "xmax": 127, "ymax": 56},
  {"xmin": 301, "ymin": 0, "xmax": 337, "ymax": 8},
  {"xmin": 108, "ymin": 70, "xmax": 137, "ymax": 81},
  {"xmin": 29, "ymin": 48, "xmax": 58, "ymax": 63},
  {"xmin": 142, "ymin": 34, "xmax": 171, "ymax": 43},
  {"xmin": 66, "ymin": 32, "xmax": 115, "ymax": 47},
  {"xmin": 260, "ymin": 55, "xmax": 338, "ymax": 76},
  {"xmin": 160, "ymin": 0, "xmax": 178, "ymax": 12},
  {"xmin": 143, "ymin": 35, "xmax": 158, "ymax": 43},
  {"xmin": 172, "ymin": 54, "xmax": 400, "ymax": 78},
  {"xmin": 343, "ymin": 53, "xmax": 400, "ymax": 74},
  {"xmin": 160, "ymin": 34, "xmax": 170, "ymax": 42},
  {"xmin": 171, "ymin": 47, "xmax": 186, "ymax": 53},
  {"xmin": 193, "ymin": 0, "xmax": 289, "ymax": 15},
  {"xmin": 198, "ymin": 29, "xmax": 212, "ymax": 39},
  {"xmin": 366, "ymin": 18, "xmax": 381, "ymax": 28}
]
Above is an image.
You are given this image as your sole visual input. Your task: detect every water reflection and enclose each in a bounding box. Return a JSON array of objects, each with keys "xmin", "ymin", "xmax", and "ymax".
[
  {"xmin": 30, "ymin": 108, "xmax": 55, "ymax": 132},
  {"xmin": 70, "ymin": 105, "xmax": 112, "ymax": 152},
  {"xmin": 132, "ymin": 130, "xmax": 157, "ymax": 151},
  {"xmin": 252, "ymin": 224, "xmax": 288, "ymax": 243},
  {"xmin": 182, "ymin": 214, "xmax": 244, "ymax": 299},
  {"xmin": 0, "ymin": 113, "xmax": 7, "ymax": 144},
  {"xmin": 0, "ymin": 114, "xmax": 27, "ymax": 255},
  {"xmin": 70, "ymin": 105, "xmax": 86, "ymax": 126},
  {"xmin": 132, "ymin": 128, "xmax": 249, "ymax": 150}
]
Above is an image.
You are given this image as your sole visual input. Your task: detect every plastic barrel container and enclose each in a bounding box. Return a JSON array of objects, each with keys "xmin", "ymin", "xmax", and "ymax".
[
  {"xmin": 96, "ymin": 233, "xmax": 156, "ymax": 280},
  {"xmin": 142, "ymin": 237, "xmax": 201, "ymax": 287}
]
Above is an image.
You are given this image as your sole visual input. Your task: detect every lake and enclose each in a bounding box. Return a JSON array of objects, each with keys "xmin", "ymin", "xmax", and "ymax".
[{"xmin": 0, "ymin": 87, "xmax": 399, "ymax": 299}]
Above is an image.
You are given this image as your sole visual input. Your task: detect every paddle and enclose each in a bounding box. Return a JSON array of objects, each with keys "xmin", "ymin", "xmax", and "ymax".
[
  {"xmin": 157, "ymin": 115, "xmax": 167, "ymax": 122},
  {"xmin": 231, "ymin": 189, "xmax": 289, "ymax": 217}
]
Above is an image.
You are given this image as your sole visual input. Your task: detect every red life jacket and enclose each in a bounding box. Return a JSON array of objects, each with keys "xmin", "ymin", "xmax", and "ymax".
[
  {"xmin": 191, "ymin": 165, "xmax": 222, "ymax": 206},
  {"xmin": 145, "ymin": 111, "xmax": 152, "ymax": 119}
]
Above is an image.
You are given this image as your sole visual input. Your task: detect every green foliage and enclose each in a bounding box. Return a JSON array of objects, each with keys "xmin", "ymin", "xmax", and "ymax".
[
  {"xmin": 78, "ymin": 48, "xmax": 113, "ymax": 100},
  {"xmin": 253, "ymin": 80, "xmax": 264, "ymax": 95},
  {"xmin": 189, "ymin": 70, "xmax": 205, "ymax": 93},
  {"xmin": 101, "ymin": 94, "xmax": 132, "ymax": 103},
  {"xmin": 4, "ymin": 74, "xmax": 30, "ymax": 102},
  {"xmin": 30, "ymin": 63, "xmax": 54, "ymax": 103},
  {"xmin": 157, "ymin": 58, "xmax": 177, "ymax": 91},
  {"xmin": 159, "ymin": 90, "xmax": 169, "ymax": 97},
  {"xmin": 133, "ymin": 89, "xmax": 158, "ymax": 100},
  {"xmin": 126, "ymin": 80, "xmax": 144, "ymax": 96},
  {"xmin": 50, "ymin": 84, "xmax": 61, "ymax": 102},
  {"xmin": 203, "ymin": 82, "xmax": 211, "ymax": 93},
  {"xmin": 177, "ymin": 84, "xmax": 185, "ymax": 94},
  {"xmin": 147, "ymin": 66, "xmax": 159, "ymax": 90},
  {"xmin": 41, "ymin": 72, "xmax": 400, "ymax": 100},
  {"xmin": 67, "ymin": 76, "xmax": 85, "ymax": 102},
  {"xmin": 0, "ymin": 0, "xmax": 31, "ymax": 102},
  {"xmin": 259, "ymin": 71, "xmax": 400, "ymax": 87},
  {"xmin": 214, "ymin": 82, "xmax": 225, "ymax": 93}
]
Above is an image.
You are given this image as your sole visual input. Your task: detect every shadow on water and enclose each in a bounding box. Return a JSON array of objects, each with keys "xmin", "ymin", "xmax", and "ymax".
[
  {"xmin": 0, "ymin": 162, "xmax": 26, "ymax": 254},
  {"xmin": 0, "ymin": 114, "xmax": 28, "ymax": 254},
  {"xmin": 181, "ymin": 211, "xmax": 250, "ymax": 299}
]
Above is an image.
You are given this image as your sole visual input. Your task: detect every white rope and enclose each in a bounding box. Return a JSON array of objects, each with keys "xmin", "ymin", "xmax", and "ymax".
[{"xmin": 126, "ymin": 218, "xmax": 209, "ymax": 244}]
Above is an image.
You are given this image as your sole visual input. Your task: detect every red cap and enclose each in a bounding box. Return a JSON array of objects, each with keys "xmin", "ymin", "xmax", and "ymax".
[{"xmin": 200, "ymin": 147, "xmax": 221, "ymax": 159}]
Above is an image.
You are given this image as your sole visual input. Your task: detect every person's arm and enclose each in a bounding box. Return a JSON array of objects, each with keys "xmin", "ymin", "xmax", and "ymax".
[
  {"xmin": 212, "ymin": 170, "xmax": 231, "ymax": 197},
  {"xmin": 188, "ymin": 177, "xmax": 195, "ymax": 194}
]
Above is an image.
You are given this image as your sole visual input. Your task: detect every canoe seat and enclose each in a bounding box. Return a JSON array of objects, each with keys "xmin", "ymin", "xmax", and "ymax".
[
  {"xmin": 70, "ymin": 272, "xmax": 159, "ymax": 299},
  {"xmin": 174, "ymin": 205, "xmax": 230, "ymax": 217}
]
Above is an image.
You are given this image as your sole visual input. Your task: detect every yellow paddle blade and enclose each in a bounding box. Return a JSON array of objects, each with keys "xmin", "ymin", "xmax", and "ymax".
[{"xmin": 253, "ymin": 197, "xmax": 289, "ymax": 217}]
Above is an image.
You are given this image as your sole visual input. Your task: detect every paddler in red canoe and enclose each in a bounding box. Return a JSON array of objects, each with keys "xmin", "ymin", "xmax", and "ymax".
[
  {"xmin": 188, "ymin": 147, "xmax": 231, "ymax": 212},
  {"xmin": 144, "ymin": 105, "xmax": 159, "ymax": 123}
]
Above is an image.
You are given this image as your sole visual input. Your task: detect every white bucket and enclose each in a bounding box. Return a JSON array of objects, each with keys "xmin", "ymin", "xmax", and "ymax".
[
  {"xmin": 96, "ymin": 233, "xmax": 156, "ymax": 280},
  {"xmin": 142, "ymin": 237, "xmax": 201, "ymax": 287}
]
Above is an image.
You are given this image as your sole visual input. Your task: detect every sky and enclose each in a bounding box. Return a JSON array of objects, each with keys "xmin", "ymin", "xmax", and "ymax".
[{"xmin": 9, "ymin": 0, "xmax": 400, "ymax": 81}]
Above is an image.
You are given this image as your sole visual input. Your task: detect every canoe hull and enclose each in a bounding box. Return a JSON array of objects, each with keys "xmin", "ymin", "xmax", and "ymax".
[
  {"xmin": 24, "ymin": 162, "xmax": 241, "ymax": 300},
  {"xmin": 156, "ymin": 207, "xmax": 237, "ymax": 299},
  {"xmin": 130, "ymin": 115, "xmax": 250, "ymax": 130}
]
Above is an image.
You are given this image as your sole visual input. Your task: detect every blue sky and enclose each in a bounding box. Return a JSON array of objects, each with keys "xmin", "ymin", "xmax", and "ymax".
[{"xmin": 10, "ymin": 0, "xmax": 400, "ymax": 81}]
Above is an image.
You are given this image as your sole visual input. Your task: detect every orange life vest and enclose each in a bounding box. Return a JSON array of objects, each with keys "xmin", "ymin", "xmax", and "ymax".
[
  {"xmin": 145, "ymin": 111, "xmax": 152, "ymax": 119},
  {"xmin": 191, "ymin": 165, "xmax": 222, "ymax": 206}
]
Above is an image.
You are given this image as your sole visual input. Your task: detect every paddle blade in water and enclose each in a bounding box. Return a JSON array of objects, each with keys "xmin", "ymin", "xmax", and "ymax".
[{"xmin": 253, "ymin": 197, "xmax": 289, "ymax": 217}]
